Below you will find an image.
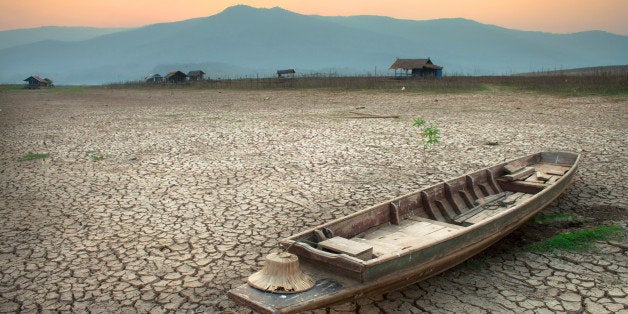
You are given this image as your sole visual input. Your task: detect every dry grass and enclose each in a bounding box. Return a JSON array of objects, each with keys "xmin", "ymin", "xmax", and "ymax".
[{"xmin": 105, "ymin": 74, "xmax": 628, "ymax": 96}]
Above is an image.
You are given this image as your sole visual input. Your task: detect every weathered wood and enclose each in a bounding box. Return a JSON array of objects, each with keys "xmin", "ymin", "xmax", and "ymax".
[
  {"xmin": 486, "ymin": 170, "xmax": 503, "ymax": 193},
  {"xmin": 535, "ymin": 171, "xmax": 551, "ymax": 181},
  {"xmin": 444, "ymin": 183, "xmax": 462, "ymax": 214},
  {"xmin": 389, "ymin": 202, "xmax": 400, "ymax": 225},
  {"xmin": 406, "ymin": 215, "xmax": 465, "ymax": 230},
  {"xmin": 536, "ymin": 163, "xmax": 570, "ymax": 175},
  {"xmin": 314, "ymin": 230, "xmax": 327, "ymax": 242},
  {"xmin": 359, "ymin": 219, "xmax": 463, "ymax": 254},
  {"xmin": 502, "ymin": 166, "xmax": 535, "ymax": 181},
  {"xmin": 453, "ymin": 206, "xmax": 486, "ymax": 224},
  {"xmin": 458, "ymin": 189, "xmax": 474, "ymax": 208},
  {"xmin": 546, "ymin": 175, "xmax": 560, "ymax": 184},
  {"xmin": 474, "ymin": 192, "xmax": 507, "ymax": 206},
  {"xmin": 498, "ymin": 179, "xmax": 546, "ymax": 194},
  {"xmin": 453, "ymin": 192, "xmax": 507, "ymax": 224},
  {"xmin": 478, "ymin": 183, "xmax": 491, "ymax": 196},
  {"xmin": 421, "ymin": 191, "xmax": 445, "ymax": 221},
  {"xmin": 352, "ymin": 238, "xmax": 400, "ymax": 257},
  {"xmin": 524, "ymin": 173, "xmax": 544, "ymax": 183},
  {"xmin": 546, "ymin": 167, "xmax": 569, "ymax": 175},
  {"xmin": 435, "ymin": 200, "xmax": 455, "ymax": 222},
  {"xmin": 465, "ymin": 175, "xmax": 480, "ymax": 200},
  {"xmin": 318, "ymin": 237, "xmax": 373, "ymax": 261},
  {"xmin": 502, "ymin": 192, "xmax": 526, "ymax": 204},
  {"xmin": 504, "ymin": 161, "xmax": 525, "ymax": 174}
]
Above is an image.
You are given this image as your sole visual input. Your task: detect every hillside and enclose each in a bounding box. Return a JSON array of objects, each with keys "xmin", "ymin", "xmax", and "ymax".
[
  {"xmin": 517, "ymin": 65, "xmax": 628, "ymax": 76},
  {"xmin": 1, "ymin": 5, "xmax": 627, "ymax": 85},
  {"xmin": 0, "ymin": 26, "xmax": 129, "ymax": 50}
]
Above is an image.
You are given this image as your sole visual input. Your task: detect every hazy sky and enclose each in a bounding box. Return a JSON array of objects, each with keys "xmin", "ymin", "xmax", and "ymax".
[{"xmin": 1, "ymin": 0, "xmax": 627, "ymax": 34}]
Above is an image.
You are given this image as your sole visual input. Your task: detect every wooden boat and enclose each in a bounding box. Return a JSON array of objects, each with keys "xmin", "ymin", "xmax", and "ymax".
[{"xmin": 229, "ymin": 151, "xmax": 580, "ymax": 313}]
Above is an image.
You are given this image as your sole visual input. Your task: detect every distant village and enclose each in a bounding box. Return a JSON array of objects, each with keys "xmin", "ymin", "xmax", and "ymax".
[{"xmin": 23, "ymin": 58, "xmax": 443, "ymax": 88}]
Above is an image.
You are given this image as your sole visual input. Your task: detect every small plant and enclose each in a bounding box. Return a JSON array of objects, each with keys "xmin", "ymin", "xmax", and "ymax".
[
  {"xmin": 413, "ymin": 117, "xmax": 441, "ymax": 149},
  {"xmin": 86, "ymin": 150, "xmax": 105, "ymax": 162},
  {"xmin": 90, "ymin": 154, "xmax": 105, "ymax": 161},
  {"xmin": 413, "ymin": 117, "xmax": 426, "ymax": 127},
  {"xmin": 527, "ymin": 225, "xmax": 625, "ymax": 252},
  {"xmin": 19, "ymin": 153, "xmax": 49, "ymax": 161}
]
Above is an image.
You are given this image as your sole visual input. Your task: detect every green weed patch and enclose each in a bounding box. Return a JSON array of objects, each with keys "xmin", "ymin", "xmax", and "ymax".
[
  {"xmin": 527, "ymin": 225, "xmax": 625, "ymax": 252},
  {"xmin": 19, "ymin": 153, "xmax": 49, "ymax": 161},
  {"xmin": 532, "ymin": 213, "xmax": 577, "ymax": 224}
]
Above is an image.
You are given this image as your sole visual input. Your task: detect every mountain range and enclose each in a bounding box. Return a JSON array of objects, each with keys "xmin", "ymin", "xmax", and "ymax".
[
  {"xmin": 1, "ymin": 5, "xmax": 627, "ymax": 85},
  {"xmin": 0, "ymin": 26, "xmax": 128, "ymax": 50}
]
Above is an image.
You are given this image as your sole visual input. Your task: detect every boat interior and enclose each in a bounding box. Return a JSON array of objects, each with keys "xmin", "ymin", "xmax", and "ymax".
[{"xmin": 286, "ymin": 152, "xmax": 577, "ymax": 262}]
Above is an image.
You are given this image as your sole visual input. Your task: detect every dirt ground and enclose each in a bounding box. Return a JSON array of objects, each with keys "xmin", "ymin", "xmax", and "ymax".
[{"xmin": 0, "ymin": 88, "xmax": 626, "ymax": 313}]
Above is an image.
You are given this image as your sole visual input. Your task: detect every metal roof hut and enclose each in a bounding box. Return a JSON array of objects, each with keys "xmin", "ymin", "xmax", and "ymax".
[
  {"xmin": 389, "ymin": 58, "xmax": 443, "ymax": 78},
  {"xmin": 24, "ymin": 75, "xmax": 52, "ymax": 89},
  {"xmin": 187, "ymin": 70, "xmax": 206, "ymax": 81},
  {"xmin": 277, "ymin": 69, "xmax": 296, "ymax": 78},
  {"xmin": 165, "ymin": 71, "xmax": 187, "ymax": 83}
]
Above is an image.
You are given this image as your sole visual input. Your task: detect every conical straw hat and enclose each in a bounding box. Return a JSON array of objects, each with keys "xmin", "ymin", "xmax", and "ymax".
[{"xmin": 247, "ymin": 252, "xmax": 314, "ymax": 293}]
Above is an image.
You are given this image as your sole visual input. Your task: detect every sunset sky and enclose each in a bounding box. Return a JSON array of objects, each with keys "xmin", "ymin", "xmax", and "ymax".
[{"xmin": 1, "ymin": 0, "xmax": 627, "ymax": 34}]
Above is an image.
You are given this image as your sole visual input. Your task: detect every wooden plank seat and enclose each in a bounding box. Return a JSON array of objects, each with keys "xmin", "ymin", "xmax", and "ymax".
[
  {"xmin": 318, "ymin": 237, "xmax": 374, "ymax": 261},
  {"xmin": 535, "ymin": 163, "xmax": 570, "ymax": 176},
  {"xmin": 498, "ymin": 162, "xmax": 570, "ymax": 194},
  {"xmin": 502, "ymin": 167, "xmax": 535, "ymax": 181},
  {"xmin": 498, "ymin": 179, "xmax": 547, "ymax": 194}
]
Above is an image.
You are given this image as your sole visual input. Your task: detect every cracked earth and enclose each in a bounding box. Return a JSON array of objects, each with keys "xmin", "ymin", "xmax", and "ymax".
[{"xmin": 0, "ymin": 88, "xmax": 626, "ymax": 313}]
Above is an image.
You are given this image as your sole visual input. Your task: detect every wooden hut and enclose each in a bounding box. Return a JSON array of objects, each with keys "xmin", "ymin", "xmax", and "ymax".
[
  {"xmin": 187, "ymin": 70, "xmax": 206, "ymax": 81},
  {"xmin": 389, "ymin": 58, "xmax": 443, "ymax": 78},
  {"xmin": 277, "ymin": 69, "xmax": 296, "ymax": 78},
  {"xmin": 145, "ymin": 74, "xmax": 163, "ymax": 83},
  {"xmin": 165, "ymin": 71, "xmax": 187, "ymax": 83},
  {"xmin": 24, "ymin": 75, "xmax": 53, "ymax": 89}
]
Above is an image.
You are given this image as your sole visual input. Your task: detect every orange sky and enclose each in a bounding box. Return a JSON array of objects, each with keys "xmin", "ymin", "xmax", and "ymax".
[{"xmin": 1, "ymin": 0, "xmax": 627, "ymax": 34}]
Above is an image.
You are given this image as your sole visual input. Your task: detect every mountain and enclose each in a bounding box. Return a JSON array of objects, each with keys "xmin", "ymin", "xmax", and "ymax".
[
  {"xmin": 0, "ymin": 5, "xmax": 626, "ymax": 85},
  {"xmin": 0, "ymin": 26, "xmax": 129, "ymax": 50},
  {"xmin": 314, "ymin": 16, "xmax": 628, "ymax": 75}
]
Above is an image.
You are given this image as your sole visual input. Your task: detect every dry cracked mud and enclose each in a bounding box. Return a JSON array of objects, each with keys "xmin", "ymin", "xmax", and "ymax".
[{"xmin": 0, "ymin": 88, "xmax": 626, "ymax": 313}]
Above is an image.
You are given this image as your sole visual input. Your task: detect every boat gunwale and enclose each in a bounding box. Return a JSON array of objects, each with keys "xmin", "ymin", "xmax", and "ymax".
[{"xmin": 281, "ymin": 151, "xmax": 580, "ymax": 267}]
